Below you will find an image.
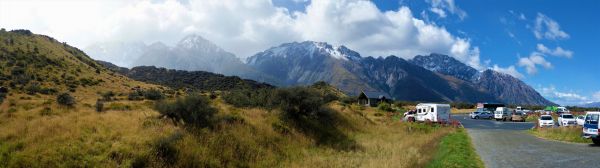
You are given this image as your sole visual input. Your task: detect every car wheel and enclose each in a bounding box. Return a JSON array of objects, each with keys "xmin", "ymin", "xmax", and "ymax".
[
  {"xmin": 593, "ymin": 138, "xmax": 600, "ymax": 145},
  {"xmin": 475, "ymin": 116, "xmax": 479, "ymax": 119},
  {"xmin": 489, "ymin": 116, "xmax": 493, "ymax": 120}
]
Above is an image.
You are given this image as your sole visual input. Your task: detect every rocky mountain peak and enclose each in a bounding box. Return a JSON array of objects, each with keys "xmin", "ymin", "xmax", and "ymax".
[
  {"xmin": 176, "ymin": 34, "xmax": 223, "ymax": 53},
  {"xmin": 410, "ymin": 53, "xmax": 480, "ymax": 81}
]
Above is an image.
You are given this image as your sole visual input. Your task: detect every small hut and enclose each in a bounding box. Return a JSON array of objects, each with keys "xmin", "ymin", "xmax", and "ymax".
[{"xmin": 357, "ymin": 91, "xmax": 391, "ymax": 107}]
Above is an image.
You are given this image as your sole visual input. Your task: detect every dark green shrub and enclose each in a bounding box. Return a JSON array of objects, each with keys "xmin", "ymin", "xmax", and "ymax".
[
  {"xmin": 154, "ymin": 94, "xmax": 217, "ymax": 128},
  {"xmin": 377, "ymin": 102, "xmax": 393, "ymax": 112},
  {"xmin": 144, "ymin": 89, "xmax": 163, "ymax": 100},
  {"xmin": 128, "ymin": 90, "xmax": 144, "ymax": 101},
  {"xmin": 57, "ymin": 93, "xmax": 75, "ymax": 107}
]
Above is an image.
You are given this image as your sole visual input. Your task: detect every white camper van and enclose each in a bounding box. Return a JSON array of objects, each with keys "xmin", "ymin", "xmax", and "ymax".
[
  {"xmin": 494, "ymin": 107, "xmax": 514, "ymax": 121},
  {"xmin": 415, "ymin": 103, "xmax": 451, "ymax": 122}
]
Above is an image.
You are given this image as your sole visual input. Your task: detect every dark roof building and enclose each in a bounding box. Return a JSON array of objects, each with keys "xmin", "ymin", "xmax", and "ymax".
[{"xmin": 358, "ymin": 91, "xmax": 392, "ymax": 107}]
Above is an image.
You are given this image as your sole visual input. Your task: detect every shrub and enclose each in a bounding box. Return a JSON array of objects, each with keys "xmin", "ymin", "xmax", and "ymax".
[
  {"xmin": 101, "ymin": 91, "xmax": 115, "ymax": 101},
  {"xmin": 144, "ymin": 89, "xmax": 163, "ymax": 100},
  {"xmin": 273, "ymin": 87, "xmax": 325, "ymax": 119},
  {"xmin": 154, "ymin": 94, "xmax": 217, "ymax": 128},
  {"xmin": 377, "ymin": 102, "xmax": 393, "ymax": 112},
  {"xmin": 56, "ymin": 93, "xmax": 75, "ymax": 107},
  {"xmin": 128, "ymin": 90, "xmax": 144, "ymax": 101}
]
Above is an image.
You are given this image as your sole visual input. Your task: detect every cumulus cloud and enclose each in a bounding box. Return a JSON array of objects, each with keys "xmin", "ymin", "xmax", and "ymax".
[
  {"xmin": 536, "ymin": 43, "xmax": 573, "ymax": 58},
  {"xmin": 426, "ymin": 0, "xmax": 467, "ymax": 20},
  {"xmin": 1, "ymin": 0, "xmax": 483, "ymax": 69},
  {"xmin": 534, "ymin": 13, "xmax": 569, "ymax": 40},
  {"xmin": 538, "ymin": 85, "xmax": 589, "ymax": 105},
  {"xmin": 491, "ymin": 65, "xmax": 524, "ymax": 79},
  {"xmin": 518, "ymin": 52, "xmax": 552, "ymax": 74}
]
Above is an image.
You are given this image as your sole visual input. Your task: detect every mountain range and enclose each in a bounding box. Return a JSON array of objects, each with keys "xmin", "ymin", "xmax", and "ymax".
[{"xmin": 86, "ymin": 35, "xmax": 555, "ymax": 105}]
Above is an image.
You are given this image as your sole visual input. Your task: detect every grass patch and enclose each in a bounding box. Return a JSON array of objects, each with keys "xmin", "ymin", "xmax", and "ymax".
[
  {"xmin": 528, "ymin": 127, "xmax": 591, "ymax": 143},
  {"xmin": 427, "ymin": 129, "xmax": 484, "ymax": 168}
]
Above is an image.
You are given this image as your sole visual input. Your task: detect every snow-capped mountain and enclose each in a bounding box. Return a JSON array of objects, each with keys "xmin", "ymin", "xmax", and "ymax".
[
  {"xmin": 133, "ymin": 34, "xmax": 250, "ymax": 77},
  {"xmin": 84, "ymin": 41, "xmax": 147, "ymax": 67},
  {"xmin": 247, "ymin": 41, "xmax": 554, "ymax": 105},
  {"xmin": 409, "ymin": 53, "xmax": 555, "ymax": 105},
  {"xmin": 410, "ymin": 53, "xmax": 480, "ymax": 82}
]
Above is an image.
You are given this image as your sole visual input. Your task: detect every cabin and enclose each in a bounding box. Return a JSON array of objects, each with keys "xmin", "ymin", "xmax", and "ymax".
[{"xmin": 357, "ymin": 91, "xmax": 391, "ymax": 107}]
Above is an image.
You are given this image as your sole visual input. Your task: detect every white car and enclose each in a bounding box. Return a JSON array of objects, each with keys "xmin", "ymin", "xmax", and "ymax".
[
  {"xmin": 557, "ymin": 113, "xmax": 577, "ymax": 126},
  {"xmin": 538, "ymin": 115, "xmax": 555, "ymax": 127},
  {"xmin": 576, "ymin": 115, "xmax": 586, "ymax": 126}
]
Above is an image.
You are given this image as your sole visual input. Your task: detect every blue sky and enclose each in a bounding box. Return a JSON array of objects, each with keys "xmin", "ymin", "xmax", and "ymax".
[
  {"xmin": 2, "ymin": 0, "xmax": 598, "ymax": 105},
  {"xmin": 274, "ymin": 0, "xmax": 600, "ymax": 105}
]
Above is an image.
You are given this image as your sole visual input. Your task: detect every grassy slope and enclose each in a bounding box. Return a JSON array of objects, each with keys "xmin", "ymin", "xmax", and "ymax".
[
  {"xmin": 0, "ymin": 30, "xmax": 173, "ymax": 166},
  {"xmin": 427, "ymin": 129, "xmax": 484, "ymax": 168}
]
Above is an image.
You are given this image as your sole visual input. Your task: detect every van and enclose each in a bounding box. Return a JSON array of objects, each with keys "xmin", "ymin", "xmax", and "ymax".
[
  {"xmin": 415, "ymin": 103, "xmax": 451, "ymax": 122},
  {"xmin": 494, "ymin": 107, "xmax": 513, "ymax": 121},
  {"xmin": 582, "ymin": 112, "xmax": 600, "ymax": 145}
]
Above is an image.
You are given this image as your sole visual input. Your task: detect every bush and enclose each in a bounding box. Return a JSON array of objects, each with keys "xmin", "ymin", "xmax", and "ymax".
[
  {"xmin": 377, "ymin": 102, "xmax": 393, "ymax": 112},
  {"xmin": 39, "ymin": 107, "xmax": 52, "ymax": 116},
  {"xmin": 101, "ymin": 91, "xmax": 115, "ymax": 101},
  {"xmin": 56, "ymin": 93, "xmax": 75, "ymax": 107},
  {"xmin": 155, "ymin": 94, "xmax": 217, "ymax": 128},
  {"xmin": 273, "ymin": 87, "xmax": 325, "ymax": 119},
  {"xmin": 128, "ymin": 90, "xmax": 144, "ymax": 101},
  {"xmin": 144, "ymin": 89, "xmax": 163, "ymax": 100}
]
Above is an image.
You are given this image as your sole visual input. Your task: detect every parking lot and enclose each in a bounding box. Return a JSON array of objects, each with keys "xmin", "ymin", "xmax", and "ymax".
[{"xmin": 453, "ymin": 114, "xmax": 600, "ymax": 168}]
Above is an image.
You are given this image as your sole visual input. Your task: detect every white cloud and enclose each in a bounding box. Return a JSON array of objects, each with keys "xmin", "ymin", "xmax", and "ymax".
[
  {"xmin": 538, "ymin": 85, "xmax": 589, "ymax": 105},
  {"xmin": 534, "ymin": 13, "xmax": 569, "ymax": 40},
  {"xmin": 426, "ymin": 0, "xmax": 467, "ymax": 20},
  {"xmin": 1, "ymin": 0, "xmax": 483, "ymax": 70},
  {"xmin": 518, "ymin": 52, "xmax": 552, "ymax": 74},
  {"xmin": 491, "ymin": 65, "xmax": 524, "ymax": 79},
  {"xmin": 536, "ymin": 43, "xmax": 573, "ymax": 58},
  {"xmin": 429, "ymin": 7, "xmax": 446, "ymax": 18}
]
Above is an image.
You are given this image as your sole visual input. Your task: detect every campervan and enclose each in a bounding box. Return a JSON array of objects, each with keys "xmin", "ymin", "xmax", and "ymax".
[
  {"xmin": 494, "ymin": 107, "xmax": 514, "ymax": 121},
  {"xmin": 415, "ymin": 103, "xmax": 451, "ymax": 122}
]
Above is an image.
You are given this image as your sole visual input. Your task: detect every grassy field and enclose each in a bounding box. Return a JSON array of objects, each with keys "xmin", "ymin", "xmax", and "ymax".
[
  {"xmin": 528, "ymin": 127, "xmax": 591, "ymax": 143},
  {"xmin": 427, "ymin": 129, "xmax": 484, "ymax": 168},
  {"xmin": 0, "ymin": 93, "xmax": 475, "ymax": 167}
]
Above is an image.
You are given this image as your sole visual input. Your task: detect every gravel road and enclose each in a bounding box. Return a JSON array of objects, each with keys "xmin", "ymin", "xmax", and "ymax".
[{"xmin": 453, "ymin": 114, "xmax": 600, "ymax": 168}]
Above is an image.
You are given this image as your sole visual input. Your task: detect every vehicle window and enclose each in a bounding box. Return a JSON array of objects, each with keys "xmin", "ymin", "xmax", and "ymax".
[
  {"xmin": 562, "ymin": 115, "xmax": 574, "ymax": 119},
  {"xmin": 540, "ymin": 116, "xmax": 553, "ymax": 120},
  {"xmin": 418, "ymin": 109, "xmax": 421, "ymax": 113},
  {"xmin": 585, "ymin": 114, "xmax": 599, "ymax": 124},
  {"xmin": 431, "ymin": 108, "xmax": 434, "ymax": 112},
  {"xmin": 578, "ymin": 116, "xmax": 584, "ymax": 119}
]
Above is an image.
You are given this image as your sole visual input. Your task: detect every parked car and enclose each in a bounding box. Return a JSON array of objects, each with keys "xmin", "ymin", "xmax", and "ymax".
[
  {"xmin": 511, "ymin": 112, "xmax": 525, "ymax": 122},
  {"xmin": 494, "ymin": 107, "xmax": 513, "ymax": 121},
  {"xmin": 538, "ymin": 115, "xmax": 555, "ymax": 127},
  {"xmin": 470, "ymin": 111, "xmax": 493, "ymax": 119},
  {"xmin": 516, "ymin": 106, "xmax": 531, "ymax": 115},
  {"xmin": 582, "ymin": 112, "xmax": 600, "ymax": 145},
  {"xmin": 415, "ymin": 103, "xmax": 451, "ymax": 122},
  {"xmin": 576, "ymin": 115, "xmax": 586, "ymax": 126},
  {"xmin": 557, "ymin": 113, "xmax": 577, "ymax": 126}
]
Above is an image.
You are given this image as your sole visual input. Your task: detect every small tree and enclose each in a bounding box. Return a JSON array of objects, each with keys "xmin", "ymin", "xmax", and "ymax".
[{"xmin": 57, "ymin": 93, "xmax": 75, "ymax": 107}]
